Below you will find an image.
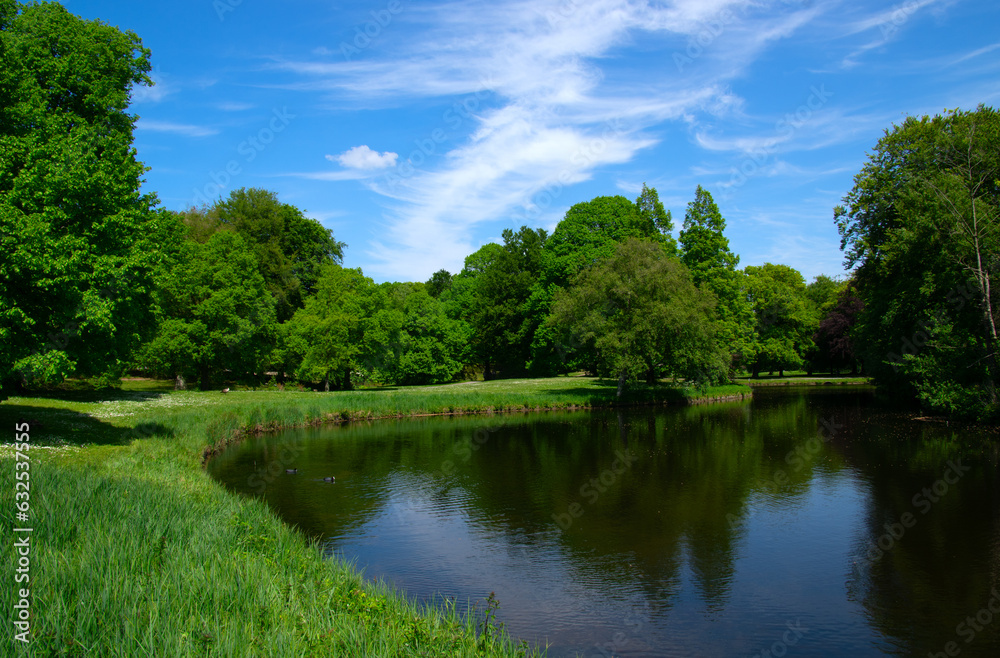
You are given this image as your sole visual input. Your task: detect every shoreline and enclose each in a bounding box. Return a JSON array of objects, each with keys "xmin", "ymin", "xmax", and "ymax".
[{"xmin": 0, "ymin": 377, "xmax": 750, "ymax": 655}]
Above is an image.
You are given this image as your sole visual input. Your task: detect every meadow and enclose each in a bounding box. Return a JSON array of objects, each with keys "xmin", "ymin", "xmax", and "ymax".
[{"xmin": 0, "ymin": 376, "xmax": 749, "ymax": 656}]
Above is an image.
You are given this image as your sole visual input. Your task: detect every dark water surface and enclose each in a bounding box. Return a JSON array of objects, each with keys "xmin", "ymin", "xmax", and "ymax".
[{"xmin": 208, "ymin": 387, "xmax": 1000, "ymax": 657}]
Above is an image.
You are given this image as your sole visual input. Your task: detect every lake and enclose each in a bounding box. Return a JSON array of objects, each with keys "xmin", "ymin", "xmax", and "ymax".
[{"xmin": 208, "ymin": 386, "xmax": 1000, "ymax": 657}]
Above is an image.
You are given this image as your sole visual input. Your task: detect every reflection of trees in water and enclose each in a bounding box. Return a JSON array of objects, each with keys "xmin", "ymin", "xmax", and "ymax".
[
  {"xmin": 210, "ymin": 388, "xmax": 1000, "ymax": 655},
  {"xmin": 842, "ymin": 413, "xmax": 1000, "ymax": 656}
]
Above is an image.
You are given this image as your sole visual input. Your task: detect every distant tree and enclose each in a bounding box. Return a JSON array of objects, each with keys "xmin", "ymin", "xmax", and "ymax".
[
  {"xmin": 805, "ymin": 275, "xmax": 845, "ymax": 315},
  {"xmin": 544, "ymin": 195, "xmax": 669, "ymax": 288},
  {"xmin": 140, "ymin": 231, "xmax": 277, "ymax": 389},
  {"xmin": 425, "ymin": 269, "xmax": 453, "ymax": 298},
  {"xmin": 370, "ymin": 283, "xmax": 470, "ymax": 385},
  {"xmin": 551, "ymin": 238, "xmax": 726, "ymax": 397},
  {"xmin": 679, "ymin": 186, "xmax": 754, "ymax": 374},
  {"xmin": 284, "ymin": 264, "xmax": 379, "ymax": 391},
  {"xmin": 744, "ymin": 264, "xmax": 816, "ymax": 378},
  {"xmin": 813, "ymin": 284, "xmax": 863, "ymax": 374},
  {"xmin": 635, "ymin": 183, "xmax": 677, "ymax": 254},
  {"xmin": 468, "ymin": 227, "xmax": 547, "ymax": 378},
  {"xmin": 181, "ymin": 188, "xmax": 345, "ymax": 322},
  {"xmin": 0, "ymin": 0, "xmax": 158, "ymax": 396}
]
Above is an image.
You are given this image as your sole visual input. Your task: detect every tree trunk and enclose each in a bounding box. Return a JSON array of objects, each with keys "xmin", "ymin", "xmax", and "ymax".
[
  {"xmin": 199, "ymin": 365, "xmax": 212, "ymax": 391},
  {"xmin": 174, "ymin": 373, "xmax": 186, "ymax": 390},
  {"xmin": 617, "ymin": 370, "xmax": 627, "ymax": 398},
  {"xmin": 645, "ymin": 364, "xmax": 657, "ymax": 385},
  {"xmin": 323, "ymin": 372, "xmax": 330, "ymax": 392}
]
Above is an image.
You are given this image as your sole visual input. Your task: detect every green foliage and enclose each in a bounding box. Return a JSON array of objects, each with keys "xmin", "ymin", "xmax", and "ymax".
[
  {"xmin": 678, "ymin": 186, "xmax": 755, "ymax": 373},
  {"xmin": 744, "ymin": 263, "xmax": 817, "ymax": 377},
  {"xmin": 551, "ymin": 238, "xmax": 727, "ymax": 396},
  {"xmin": 180, "ymin": 188, "xmax": 344, "ymax": 322},
  {"xmin": 284, "ymin": 264, "xmax": 379, "ymax": 390},
  {"xmin": 544, "ymin": 195, "xmax": 669, "ymax": 288},
  {"xmin": 0, "ymin": 0, "xmax": 157, "ymax": 397},
  {"xmin": 140, "ymin": 230, "xmax": 277, "ymax": 388},
  {"xmin": 837, "ymin": 105, "xmax": 1000, "ymax": 416},
  {"xmin": 369, "ymin": 282, "xmax": 470, "ymax": 385},
  {"xmin": 467, "ymin": 227, "xmax": 548, "ymax": 378}
]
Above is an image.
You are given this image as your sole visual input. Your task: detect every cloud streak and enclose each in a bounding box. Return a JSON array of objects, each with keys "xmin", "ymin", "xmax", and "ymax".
[{"xmin": 272, "ymin": 0, "xmax": 826, "ymax": 279}]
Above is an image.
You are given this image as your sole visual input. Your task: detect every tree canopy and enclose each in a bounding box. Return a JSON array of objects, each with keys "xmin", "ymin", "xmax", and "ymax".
[{"xmin": 1, "ymin": 0, "xmax": 156, "ymax": 397}]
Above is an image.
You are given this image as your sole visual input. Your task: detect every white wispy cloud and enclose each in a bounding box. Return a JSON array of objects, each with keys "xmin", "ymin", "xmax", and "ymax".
[
  {"xmin": 131, "ymin": 73, "xmax": 173, "ymax": 104},
  {"xmin": 216, "ymin": 101, "xmax": 255, "ymax": 112},
  {"xmin": 136, "ymin": 120, "xmax": 219, "ymax": 137},
  {"xmin": 269, "ymin": 0, "xmax": 823, "ymax": 279},
  {"xmin": 329, "ymin": 145, "xmax": 399, "ymax": 169},
  {"xmin": 839, "ymin": 0, "xmax": 954, "ymax": 68}
]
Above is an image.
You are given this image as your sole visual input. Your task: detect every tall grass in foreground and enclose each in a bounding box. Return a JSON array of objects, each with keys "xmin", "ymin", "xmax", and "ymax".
[{"xmin": 0, "ymin": 377, "xmax": 750, "ymax": 656}]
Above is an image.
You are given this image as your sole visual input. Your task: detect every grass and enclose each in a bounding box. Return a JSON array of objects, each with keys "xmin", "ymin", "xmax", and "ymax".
[
  {"xmin": 0, "ymin": 375, "xmax": 749, "ymax": 656},
  {"xmin": 737, "ymin": 370, "xmax": 870, "ymax": 386}
]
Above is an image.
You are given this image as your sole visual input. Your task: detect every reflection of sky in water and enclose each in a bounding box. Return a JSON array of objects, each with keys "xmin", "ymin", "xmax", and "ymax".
[
  {"xmin": 322, "ymin": 465, "xmax": 878, "ymax": 657},
  {"xmin": 210, "ymin": 391, "xmax": 1000, "ymax": 658}
]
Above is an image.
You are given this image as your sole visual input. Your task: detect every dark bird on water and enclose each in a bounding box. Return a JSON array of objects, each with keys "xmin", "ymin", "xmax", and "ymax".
[
  {"xmin": 286, "ymin": 468, "xmax": 297, "ymax": 474},
  {"xmin": 323, "ymin": 476, "xmax": 336, "ymax": 482}
]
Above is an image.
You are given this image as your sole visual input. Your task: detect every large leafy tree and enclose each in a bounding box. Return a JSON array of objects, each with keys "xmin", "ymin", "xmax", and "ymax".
[
  {"xmin": 0, "ymin": 0, "xmax": 157, "ymax": 396},
  {"xmin": 551, "ymin": 238, "xmax": 726, "ymax": 396},
  {"xmin": 283, "ymin": 264, "xmax": 380, "ymax": 391},
  {"xmin": 744, "ymin": 264, "xmax": 816, "ymax": 378},
  {"xmin": 370, "ymin": 282, "xmax": 470, "ymax": 385},
  {"xmin": 140, "ymin": 231, "xmax": 277, "ymax": 389},
  {"xmin": 181, "ymin": 188, "xmax": 344, "ymax": 322},
  {"xmin": 679, "ymin": 186, "xmax": 754, "ymax": 374},
  {"xmin": 837, "ymin": 106, "xmax": 1000, "ymax": 416},
  {"xmin": 466, "ymin": 227, "xmax": 547, "ymax": 378},
  {"xmin": 534, "ymin": 192, "xmax": 676, "ymax": 374}
]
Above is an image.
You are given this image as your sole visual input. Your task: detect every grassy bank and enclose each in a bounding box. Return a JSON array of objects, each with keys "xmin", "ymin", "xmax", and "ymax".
[{"xmin": 0, "ymin": 376, "xmax": 750, "ymax": 656}]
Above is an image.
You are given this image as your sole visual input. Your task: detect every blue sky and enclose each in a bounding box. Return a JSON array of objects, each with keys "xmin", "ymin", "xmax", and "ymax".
[{"xmin": 71, "ymin": 0, "xmax": 1000, "ymax": 283}]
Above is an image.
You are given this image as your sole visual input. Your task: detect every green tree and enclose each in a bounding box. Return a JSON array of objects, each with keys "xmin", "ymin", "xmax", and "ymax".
[
  {"xmin": 140, "ymin": 231, "xmax": 277, "ymax": 389},
  {"xmin": 635, "ymin": 183, "xmax": 677, "ymax": 254},
  {"xmin": 679, "ymin": 186, "xmax": 754, "ymax": 374},
  {"xmin": 425, "ymin": 269, "xmax": 453, "ymax": 298},
  {"xmin": 551, "ymin": 238, "xmax": 726, "ymax": 396},
  {"xmin": 467, "ymin": 227, "xmax": 547, "ymax": 378},
  {"xmin": 0, "ymin": 0, "xmax": 157, "ymax": 396},
  {"xmin": 283, "ymin": 264, "xmax": 380, "ymax": 391},
  {"xmin": 183, "ymin": 188, "xmax": 344, "ymax": 322},
  {"xmin": 371, "ymin": 283, "xmax": 470, "ymax": 385},
  {"xmin": 837, "ymin": 106, "xmax": 1000, "ymax": 416},
  {"xmin": 744, "ymin": 264, "xmax": 816, "ymax": 378}
]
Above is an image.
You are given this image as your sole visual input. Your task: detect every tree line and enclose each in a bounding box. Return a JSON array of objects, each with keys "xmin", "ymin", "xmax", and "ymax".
[{"xmin": 2, "ymin": 1, "xmax": 998, "ymax": 418}]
